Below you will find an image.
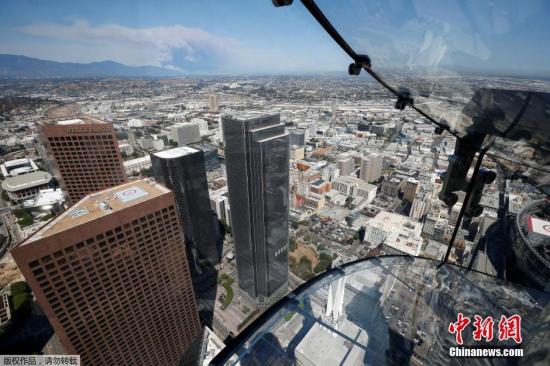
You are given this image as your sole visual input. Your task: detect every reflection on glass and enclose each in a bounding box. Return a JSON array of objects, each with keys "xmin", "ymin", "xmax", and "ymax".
[{"xmin": 215, "ymin": 257, "xmax": 550, "ymax": 365}]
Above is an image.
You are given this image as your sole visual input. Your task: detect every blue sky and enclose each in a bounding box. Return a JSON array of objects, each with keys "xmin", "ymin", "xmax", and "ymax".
[{"xmin": 0, "ymin": 0, "xmax": 549, "ymax": 75}]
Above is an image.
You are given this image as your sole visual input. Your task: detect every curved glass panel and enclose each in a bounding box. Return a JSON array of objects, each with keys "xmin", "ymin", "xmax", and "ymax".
[
  {"xmin": 314, "ymin": 0, "xmax": 550, "ymax": 179},
  {"xmin": 213, "ymin": 256, "xmax": 550, "ymax": 365}
]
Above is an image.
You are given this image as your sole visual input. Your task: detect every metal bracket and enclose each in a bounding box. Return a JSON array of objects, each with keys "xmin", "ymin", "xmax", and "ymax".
[
  {"xmin": 395, "ymin": 91, "xmax": 413, "ymax": 110},
  {"xmin": 272, "ymin": 0, "xmax": 293, "ymax": 6},
  {"xmin": 348, "ymin": 54, "xmax": 372, "ymax": 76}
]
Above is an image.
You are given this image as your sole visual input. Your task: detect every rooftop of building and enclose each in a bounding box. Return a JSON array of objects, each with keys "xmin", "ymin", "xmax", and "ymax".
[
  {"xmin": 154, "ymin": 147, "xmax": 199, "ymax": 159},
  {"xmin": 1, "ymin": 171, "xmax": 52, "ymax": 192},
  {"xmin": 1, "ymin": 158, "xmax": 38, "ymax": 177},
  {"xmin": 49, "ymin": 115, "xmax": 108, "ymax": 126},
  {"xmin": 209, "ymin": 186, "xmax": 228, "ymax": 200},
  {"xmin": 56, "ymin": 118, "xmax": 86, "ymax": 125},
  {"xmin": 311, "ymin": 179, "xmax": 326, "ymax": 187},
  {"xmin": 171, "ymin": 121, "xmax": 200, "ymax": 127},
  {"xmin": 3, "ymin": 158, "xmax": 34, "ymax": 168},
  {"xmin": 517, "ymin": 200, "xmax": 550, "ymax": 267},
  {"xmin": 334, "ymin": 175, "xmax": 376, "ymax": 189},
  {"xmin": 23, "ymin": 188, "xmax": 65, "ymax": 208},
  {"xmin": 367, "ymin": 211, "xmax": 423, "ymax": 256},
  {"xmin": 223, "ymin": 111, "xmax": 279, "ymax": 121},
  {"xmin": 22, "ymin": 179, "xmax": 171, "ymax": 244},
  {"xmin": 123, "ymin": 155, "xmax": 152, "ymax": 165}
]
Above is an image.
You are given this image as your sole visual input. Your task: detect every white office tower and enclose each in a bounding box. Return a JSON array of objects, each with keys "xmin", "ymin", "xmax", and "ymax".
[
  {"xmin": 326, "ymin": 276, "xmax": 346, "ymax": 324},
  {"xmin": 191, "ymin": 118, "xmax": 209, "ymax": 136},
  {"xmin": 171, "ymin": 122, "xmax": 201, "ymax": 146},
  {"xmin": 360, "ymin": 153, "xmax": 383, "ymax": 183},
  {"xmin": 337, "ymin": 153, "xmax": 354, "ymax": 176}
]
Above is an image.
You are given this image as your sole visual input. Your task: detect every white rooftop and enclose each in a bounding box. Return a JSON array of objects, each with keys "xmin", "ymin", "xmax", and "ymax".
[
  {"xmin": 154, "ymin": 146, "xmax": 199, "ymax": 159},
  {"xmin": 23, "ymin": 188, "xmax": 65, "ymax": 208},
  {"xmin": 4, "ymin": 158, "xmax": 32, "ymax": 167},
  {"xmin": 56, "ymin": 118, "xmax": 85, "ymax": 125},
  {"xmin": 1, "ymin": 171, "xmax": 52, "ymax": 192},
  {"xmin": 367, "ymin": 211, "xmax": 423, "ymax": 256}
]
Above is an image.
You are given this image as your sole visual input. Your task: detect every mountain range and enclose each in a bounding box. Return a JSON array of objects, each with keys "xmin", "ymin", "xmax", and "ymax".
[{"xmin": 0, "ymin": 54, "xmax": 184, "ymax": 79}]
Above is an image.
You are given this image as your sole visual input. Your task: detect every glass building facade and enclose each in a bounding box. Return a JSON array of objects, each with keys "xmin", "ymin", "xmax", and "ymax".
[
  {"xmin": 222, "ymin": 112, "xmax": 290, "ymax": 303},
  {"xmin": 152, "ymin": 147, "xmax": 221, "ymax": 271}
]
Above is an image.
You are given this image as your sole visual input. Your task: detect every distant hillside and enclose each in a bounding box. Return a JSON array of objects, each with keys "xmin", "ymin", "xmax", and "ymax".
[{"xmin": 0, "ymin": 54, "xmax": 184, "ymax": 79}]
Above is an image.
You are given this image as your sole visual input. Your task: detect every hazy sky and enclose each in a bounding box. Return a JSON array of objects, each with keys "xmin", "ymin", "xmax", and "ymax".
[{"xmin": 0, "ymin": 0, "xmax": 548, "ymax": 75}]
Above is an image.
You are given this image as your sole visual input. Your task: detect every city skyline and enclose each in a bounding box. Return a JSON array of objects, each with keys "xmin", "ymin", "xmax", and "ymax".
[
  {"xmin": 0, "ymin": 0, "xmax": 548, "ymax": 363},
  {"xmin": 1, "ymin": 0, "xmax": 549, "ymax": 76}
]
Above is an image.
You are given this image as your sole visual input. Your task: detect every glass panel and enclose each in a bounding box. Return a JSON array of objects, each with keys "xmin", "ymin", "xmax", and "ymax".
[
  {"xmin": 314, "ymin": 0, "xmax": 550, "ymax": 178},
  {"xmin": 218, "ymin": 257, "xmax": 550, "ymax": 365}
]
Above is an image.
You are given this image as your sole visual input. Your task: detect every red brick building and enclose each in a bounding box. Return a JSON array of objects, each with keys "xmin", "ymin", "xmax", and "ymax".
[
  {"xmin": 12, "ymin": 179, "xmax": 201, "ymax": 365},
  {"xmin": 41, "ymin": 117, "xmax": 127, "ymax": 203}
]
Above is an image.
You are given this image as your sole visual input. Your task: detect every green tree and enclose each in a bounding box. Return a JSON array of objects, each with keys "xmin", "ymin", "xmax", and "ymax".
[
  {"xmin": 298, "ymin": 257, "xmax": 313, "ymax": 279},
  {"xmin": 140, "ymin": 167, "xmax": 153, "ymax": 177},
  {"xmin": 289, "ymin": 237, "xmax": 297, "ymax": 252},
  {"xmin": 1, "ymin": 190, "xmax": 9, "ymax": 202}
]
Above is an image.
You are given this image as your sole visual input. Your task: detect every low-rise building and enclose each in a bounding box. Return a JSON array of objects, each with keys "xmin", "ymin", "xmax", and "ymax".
[
  {"xmin": 123, "ymin": 155, "xmax": 152, "ymax": 175},
  {"xmin": 304, "ymin": 193, "xmax": 325, "ymax": 210},
  {"xmin": 332, "ymin": 176, "xmax": 376, "ymax": 203},
  {"xmin": 1, "ymin": 158, "xmax": 39, "ymax": 178},
  {"xmin": 1, "ymin": 171, "xmax": 52, "ymax": 201},
  {"xmin": 310, "ymin": 179, "xmax": 331, "ymax": 195},
  {"xmin": 0, "ymin": 288, "xmax": 11, "ymax": 327},
  {"xmin": 118, "ymin": 141, "xmax": 134, "ymax": 156},
  {"xmin": 290, "ymin": 146, "xmax": 305, "ymax": 161},
  {"xmin": 22, "ymin": 188, "xmax": 65, "ymax": 209},
  {"xmin": 364, "ymin": 211, "xmax": 423, "ymax": 256}
]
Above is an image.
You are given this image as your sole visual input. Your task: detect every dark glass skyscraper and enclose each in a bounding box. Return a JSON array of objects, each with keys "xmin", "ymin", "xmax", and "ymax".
[
  {"xmin": 222, "ymin": 112, "xmax": 289, "ymax": 303},
  {"xmin": 152, "ymin": 147, "xmax": 221, "ymax": 326},
  {"xmin": 151, "ymin": 147, "xmax": 221, "ymax": 271}
]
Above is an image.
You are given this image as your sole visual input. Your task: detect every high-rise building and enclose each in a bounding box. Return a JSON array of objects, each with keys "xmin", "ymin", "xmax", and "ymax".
[
  {"xmin": 11, "ymin": 179, "xmax": 201, "ymax": 366},
  {"xmin": 152, "ymin": 147, "xmax": 221, "ymax": 326},
  {"xmin": 381, "ymin": 177, "xmax": 401, "ymax": 197},
  {"xmin": 222, "ymin": 112, "xmax": 289, "ymax": 304},
  {"xmin": 171, "ymin": 122, "xmax": 201, "ymax": 146},
  {"xmin": 41, "ymin": 117, "xmax": 127, "ymax": 203},
  {"xmin": 359, "ymin": 153, "xmax": 383, "ymax": 183},
  {"xmin": 288, "ymin": 128, "xmax": 306, "ymax": 147},
  {"xmin": 191, "ymin": 118, "xmax": 210, "ymax": 137},
  {"xmin": 337, "ymin": 153, "xmax": 354, "ymax": 176},
  {"xmin": 151, "ymin": 147, "xmax": 221, "ymax": 270},
  {"xmin": 403, "ymin": 178, "xmax": 420, "ymax": 202},
  {"xmin": 209, "ymin": 94, "xmax": 219, "ymax": 112},
  {"xmin": 449, "ymin": 202, "xmax": 463, "ymax": 227},
  {"xmin": 194, "ymin": 143, "xmax": 221, "ymax": 172},
  {"xmin": 409, "ymin": 191, "xmax": 432, "ymax": 220}
]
